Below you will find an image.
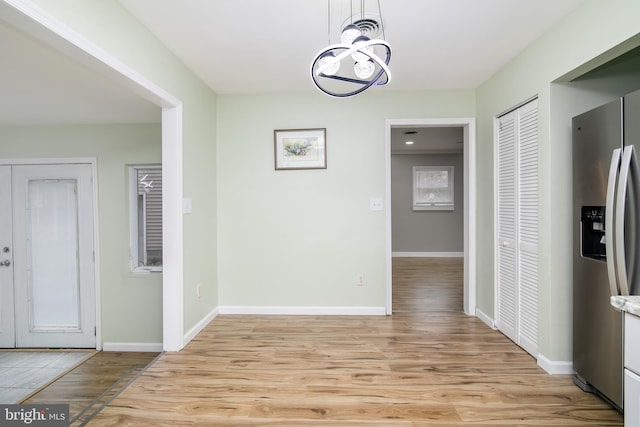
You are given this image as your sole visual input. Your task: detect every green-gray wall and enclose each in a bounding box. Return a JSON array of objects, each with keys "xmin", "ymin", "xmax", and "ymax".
[
  {"xmin": 217, "ymin": 92, "xmax": 474, "ymax": 309},
  {"xmin": 476, "ymin": 0, "xmax": 640, "ymax": 365},
  {"xmin": 18, "ymin": 0, "xmax": 640, "ymax": 368},
  {"xmin": 29, "ymin": 0, "xmax": 219, "ymax": 340}
]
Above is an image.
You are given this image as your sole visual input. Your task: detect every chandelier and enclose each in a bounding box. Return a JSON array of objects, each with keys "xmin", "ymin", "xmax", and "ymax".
[{"xmin": 311, "ymin": 0, "xmax": 392, "ymax": 97}]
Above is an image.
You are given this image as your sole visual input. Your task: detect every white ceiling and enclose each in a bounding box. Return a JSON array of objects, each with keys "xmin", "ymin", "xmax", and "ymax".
[
  {"xmin": 0, "ymin": 15, "xmax": 160, "ymax": 125},
  {"xmin": 391, "ymin": 126, "xmax": 464, "ymax": 154},
  {"xmin": 0, "ymin": 0, "xmax": 586, "ymax": 126},
  {"xmin": 118, "ymin": 0, "xmax": 585, "ymax": 94}
]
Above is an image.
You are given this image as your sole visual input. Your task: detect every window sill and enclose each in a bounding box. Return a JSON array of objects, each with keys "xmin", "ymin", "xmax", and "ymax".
[
  {"xmin": 132, "ymin": 266, "xmax": 163, "ymax": 273},
  {"xmin": 413, "ymin": 205, "xmax": 454, "ymax": 211}
]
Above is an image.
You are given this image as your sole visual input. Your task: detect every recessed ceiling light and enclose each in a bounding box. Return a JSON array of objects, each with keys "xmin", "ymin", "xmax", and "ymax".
[{"xmin": 405, "ymin": 141, "xmax": 414, "ymax": 145}]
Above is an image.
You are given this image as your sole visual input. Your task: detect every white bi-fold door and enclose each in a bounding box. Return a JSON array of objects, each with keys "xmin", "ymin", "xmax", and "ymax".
[
  {"xmin": 496, "ymin": 98, "xmax": 539, "ymax": 357},
  {"xmin": 0, "ymin": 164, "xmax": 96, "ymax": 348}
]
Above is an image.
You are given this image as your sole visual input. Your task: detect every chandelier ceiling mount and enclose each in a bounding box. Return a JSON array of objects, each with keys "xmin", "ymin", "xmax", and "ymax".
[{"xmin": 311, "ymin": 0, "xmax": 392, "ymax": 98}]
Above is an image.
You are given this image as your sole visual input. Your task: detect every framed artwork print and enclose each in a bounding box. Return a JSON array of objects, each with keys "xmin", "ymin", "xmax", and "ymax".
[{"xmin": 274, "ymin": 128, "xmax": 327, "ymax": 170}]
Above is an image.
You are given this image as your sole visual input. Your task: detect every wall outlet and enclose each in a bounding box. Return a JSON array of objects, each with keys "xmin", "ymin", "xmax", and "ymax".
[
  {"xmin": 370, "ymin": 197, "xmax": 383, "ymax": 211},
  {"xmin": 196, "ymin": 283, "xmax": 202, "ymax": 298},
  {"xmin": 357, "ymin": 274, "xmax": 365, "ymax": 286}
]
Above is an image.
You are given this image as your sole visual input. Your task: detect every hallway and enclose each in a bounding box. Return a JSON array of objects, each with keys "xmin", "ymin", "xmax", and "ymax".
[{"xmin": 392, "ymin": 257, "xmax": 463, "ymax": 313}]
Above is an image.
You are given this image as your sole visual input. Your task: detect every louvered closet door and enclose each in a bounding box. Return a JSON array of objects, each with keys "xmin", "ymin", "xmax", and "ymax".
[
  {"xmin": 517, "ymin": 99, "xmax": 539, "ymax": 356},
  {"xmin": 496, "ymin": 98, "xmax": 539, "ymax": 358},
  {"xmin": 497, "ymin": 110, "xmax": 518, "ymax": 343}
]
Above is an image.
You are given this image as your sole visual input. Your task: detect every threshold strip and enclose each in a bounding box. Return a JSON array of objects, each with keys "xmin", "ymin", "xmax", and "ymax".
[{"xmin": 71, "ymin": 352, "xmax": 163, "ymax": 426}]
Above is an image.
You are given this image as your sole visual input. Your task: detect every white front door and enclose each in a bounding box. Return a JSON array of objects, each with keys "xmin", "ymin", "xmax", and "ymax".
[{"xmin": 0, "ymin": 164, "xmax": 96, "ymax": 348}]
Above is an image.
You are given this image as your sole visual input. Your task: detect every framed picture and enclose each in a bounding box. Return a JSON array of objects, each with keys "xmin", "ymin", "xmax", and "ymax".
[{"xmin": 274, "ymin": 128, "xmax": 327, "ymax": 170}]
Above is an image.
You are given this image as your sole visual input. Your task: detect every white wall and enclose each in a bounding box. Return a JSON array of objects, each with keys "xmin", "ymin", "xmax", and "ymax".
[
  {"xmin": 0, "ymin": 124, "xmax": 162, "ymax": 344},
  {"xmin": 217, "ymin": 91, "xmax": 475, "ymax": 312}
]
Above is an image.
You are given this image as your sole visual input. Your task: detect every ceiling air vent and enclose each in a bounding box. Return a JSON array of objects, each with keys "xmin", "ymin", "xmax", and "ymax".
[
  {"xmin": 354, "ymin": 18, "xmax": 380, "ymax": 37},
  {"xmin": 342, "ymin": 14, "xmax": 383, "ymax": 39}
]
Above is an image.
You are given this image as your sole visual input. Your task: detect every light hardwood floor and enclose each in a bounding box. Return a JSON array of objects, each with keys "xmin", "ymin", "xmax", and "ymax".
[
  {"xmin": 46, "ymin": 258, "xmax": 627, "ymax": 425},
  {"xmin": 392, "ymin": 257, "xmax": 463, "ymax": 313}
]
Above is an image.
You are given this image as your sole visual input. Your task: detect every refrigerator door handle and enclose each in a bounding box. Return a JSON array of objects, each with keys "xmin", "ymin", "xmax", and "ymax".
[
  {"xmin": 606, "ymin": 148, "xmax": 622, "ymax": 296},
  {"xmin": 615, "ymin": 145, "xmax": 635, "ymax": 296}
]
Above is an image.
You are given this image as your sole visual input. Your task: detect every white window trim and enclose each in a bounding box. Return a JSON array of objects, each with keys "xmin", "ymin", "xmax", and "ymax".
[{"xmin": 129, "ymin": 164, "xmax": 163, "ymax": 273}]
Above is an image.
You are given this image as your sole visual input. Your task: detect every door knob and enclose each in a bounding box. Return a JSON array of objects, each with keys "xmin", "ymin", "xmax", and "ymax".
[
  {"xmin": 0, "ymin": 260, "xmax": 10, "ymax": 267},
  {"xmin": 2, "ymin": 247, "xmax": 9, "ymax": 253}
]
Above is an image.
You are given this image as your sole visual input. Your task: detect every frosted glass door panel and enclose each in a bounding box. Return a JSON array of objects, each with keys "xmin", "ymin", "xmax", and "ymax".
[{"xmin": 28, "ymin": 180, "xmax": 80, "ymax": 330}]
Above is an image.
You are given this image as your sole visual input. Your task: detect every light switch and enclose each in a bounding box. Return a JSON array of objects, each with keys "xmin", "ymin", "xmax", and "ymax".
[
  {"xmin": 182, "ymin": 198, "xmax": 193, "ymax": 214},
  {"xmin": 370, "ymin": 197, "xmax": 383, "ymax": 211}
]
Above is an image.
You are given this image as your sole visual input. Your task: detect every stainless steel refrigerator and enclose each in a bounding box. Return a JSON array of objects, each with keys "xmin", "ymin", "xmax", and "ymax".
[{"xmin": 572, "ymin": 89, "xmax": 640, "ymax": 411}]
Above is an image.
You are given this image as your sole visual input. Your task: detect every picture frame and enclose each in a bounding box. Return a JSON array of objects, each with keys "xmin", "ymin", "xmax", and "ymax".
[{"xmin": 274, "ymin": 128, "xmax": 327, "ymax": 170}]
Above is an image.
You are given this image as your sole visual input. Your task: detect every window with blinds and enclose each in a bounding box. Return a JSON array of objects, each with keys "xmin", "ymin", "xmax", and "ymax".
[
  {"xmin": 412, "ymin": 166, "xmax": 454, "ymax": 211},
  {"xmin": 130, "ymin": 165, "xmax": 162, "ymax": 271}
]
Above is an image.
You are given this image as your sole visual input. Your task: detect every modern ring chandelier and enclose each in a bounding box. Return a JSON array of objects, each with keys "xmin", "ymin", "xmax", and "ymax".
[{"xmin": 311, "ymin": 0, "xmax": 392, "ymax": 97}]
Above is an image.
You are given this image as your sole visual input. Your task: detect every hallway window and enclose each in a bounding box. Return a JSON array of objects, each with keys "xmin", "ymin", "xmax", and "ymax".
[
  {"xmin": 129, "ymin": 165, "xmax": 162, "ymax": 271},
  {"xmin": 413, "ymin": 166, "xmax": 454, "ymax": 211}
]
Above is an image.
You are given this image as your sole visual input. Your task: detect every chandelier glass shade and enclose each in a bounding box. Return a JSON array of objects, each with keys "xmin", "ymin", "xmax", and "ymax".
[
  {"xmin": 311, "ymin": 0, "xmax": 392, "ymax": 98},
  {"xmin": 317, "ymin": 52, "xmax": 340, "ymax": 76},
  {"xmin": 340, "ymin": 24, "xmax": 362, "ymax": 45}
]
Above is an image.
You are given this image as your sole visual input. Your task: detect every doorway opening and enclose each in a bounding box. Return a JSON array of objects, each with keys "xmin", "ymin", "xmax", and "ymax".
[
  {"xmin": 1, "ymin": 2, "xmax": 184, "ymax": 351},
  {"xmin": 385, "ymin": 118, "xmax": 476, "ymax": 316}
]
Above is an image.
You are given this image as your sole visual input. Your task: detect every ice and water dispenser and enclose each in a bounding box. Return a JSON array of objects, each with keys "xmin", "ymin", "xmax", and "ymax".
[{"xmin": 581, "ymin": 206, "xmax": 606, "ymax": 261}]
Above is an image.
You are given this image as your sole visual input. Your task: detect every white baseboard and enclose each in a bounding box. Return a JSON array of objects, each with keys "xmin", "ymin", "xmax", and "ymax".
[
  {"xmin": 537, "ymin": 354, "xmax": 574, "ymax": 375},
  {"xmin": 218, "ymin": 306, "xmax": 386, "ymax": 316},
  {"xmin": 475, "ymin": 307, "xmax": 496, "ymax": 329},
  {"xmin": 103, "ymin": 308, "xmax": 219, "ymax": 352},
  {"xmin": 102, "ymin": 342, "xmax": 163, "ymax": 352},
  {"xmin": 183, "ymin": 307, "xmax": 219, "ymax": 346},
  {"xmin": 392, "ymin": 252, "xmax": 464, "ymax": 258}
]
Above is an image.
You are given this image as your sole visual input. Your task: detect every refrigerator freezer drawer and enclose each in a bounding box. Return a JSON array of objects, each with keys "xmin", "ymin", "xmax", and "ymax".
[
  {"xmin": 626, "ymin": 313, "xmax": 640, "ymax": 375},
  {"xmin": 625, "ymin": 369, "xmax": 640, "ymax": 426}
]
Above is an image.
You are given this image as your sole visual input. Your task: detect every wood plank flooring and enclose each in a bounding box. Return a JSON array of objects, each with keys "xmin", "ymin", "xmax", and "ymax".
[
  {"xmin": 49, "ymin": 258, "xmax": 627, "ymax": 425},
  {"xmin": 392, "ymin": 257, "xmax": 463, "ymax": 313}
]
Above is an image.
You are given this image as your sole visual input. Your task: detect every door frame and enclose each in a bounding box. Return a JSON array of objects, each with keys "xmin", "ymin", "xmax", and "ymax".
[
  {"xmin": 2, "ymin": 0, "xmax": 185, "ymax": 351},
  {"xmin": 385, "ymin": 118, "xmax": 477, "ymax": 316},
  {"xmin": 0, "ymin": 166, "xmax": 15, "ymax": 348},
  {"xmin": 0, "ymin": 158, "xmax": 100, "ymax": 349}
]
